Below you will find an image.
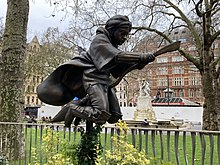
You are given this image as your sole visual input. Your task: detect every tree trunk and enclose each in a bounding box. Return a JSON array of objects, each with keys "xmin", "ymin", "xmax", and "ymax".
[
  {"xmin": 202, "ymin": 70, "xmax": 218, "ymax": 130},
  {"xmin": 215, "ymin": 76, "xmax": 220, "ymax": 129},
  {"xmin": 0, "ymin": 0, "xmax": 29, "ymax": 160}
]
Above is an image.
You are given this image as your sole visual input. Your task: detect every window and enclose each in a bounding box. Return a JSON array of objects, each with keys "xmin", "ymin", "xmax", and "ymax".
[
  {"xmin": 27, "ymin": 96, "xmax": 30, "ymax": 104},
  {"xmin": 189, "ymin": 76, "xmax": 201, "ymax": 85},
  {"xmin": 37, "ymin": 76, "xmax": 40, "ymax": 83},
  {"xmin": 157, "ymin": 57, "xmax": 168, "ymax": 63},
  {"xmin": 156, "ymin": 67, "xmax": 168, "ymax": 75},
  {"xmin": 172, "ymin": 56, "xmax": 184, "ymax": 62},
  {"xmin": 27, "ymin": 86, "xmax": 31, "ymax": 92},
  {"xmin": 157, "ymin": 78, "xmax": 168, "ymax": 86},
  {"xmin": 179, "ymin": 89, "xmax": 184, "ymax": 97},
  {"xmin": 172, "ymin": 66, "xmax": 184, "ymax": 74},
  {"xmin": 32, "ymin": 96, "xmax": 35, "ymax": 103},
  {"xmin": 189, "ymin": 89, "xmax": 194, "ymax": 97},
  {"xmin": 172, "ymin": 77, "xmax": 184, "ymax": 86},
  {"xmin": 33, "ymin": 45, "xmax": 37, "ymax": 52}
]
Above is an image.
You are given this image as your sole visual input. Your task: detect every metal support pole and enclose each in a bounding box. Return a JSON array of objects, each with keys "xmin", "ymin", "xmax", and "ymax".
[{"xmin": 86, "ymin": 121, "xmax": 93, "ymax": 133}]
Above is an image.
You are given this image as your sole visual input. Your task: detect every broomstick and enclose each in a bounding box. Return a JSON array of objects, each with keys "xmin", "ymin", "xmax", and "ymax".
[{"xmin": 110, "ymin": 41, "xmax": 181, "ymax": 88}]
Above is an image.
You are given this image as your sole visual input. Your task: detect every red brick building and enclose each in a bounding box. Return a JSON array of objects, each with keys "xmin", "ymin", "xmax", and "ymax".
[
  {"xmin": 120, "ymin": 35, "xmax": 220, "ymax": 107},
  {"xmin": 145, "ymin": 41, "xmax": 203, "ymax": 104},
  {"xmin": 118, "ymin": 41, "xmax": 204, "ymax": 107}
]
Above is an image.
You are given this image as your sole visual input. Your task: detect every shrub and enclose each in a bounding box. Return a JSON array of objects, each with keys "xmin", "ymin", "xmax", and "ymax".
[
  {"xmin": 76, "ymin": 125, "xmax": 103, "ymax": 165},
  {"xmin": 105, "ymin": 120, "xmax": 150, "ymax": 165},
  {"xmin": 30, "ymin": 127, "xmax": 74, "ymax": 165}
]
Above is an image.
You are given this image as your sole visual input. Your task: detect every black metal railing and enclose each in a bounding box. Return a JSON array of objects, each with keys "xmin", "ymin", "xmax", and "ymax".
[{"xmin": 0, "ymin": 122, "xmax": 219, "ymax": 165}]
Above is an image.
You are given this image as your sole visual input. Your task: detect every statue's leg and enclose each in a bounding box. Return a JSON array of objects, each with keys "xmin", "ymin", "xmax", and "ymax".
[
  {"xmin": 51, "ymin": 96, "xmax": 88, "ymax": 126},
  {"xmin": 70, "ymin": 95, "xmax": 90, "ymax": 126},
  {"xmin": 66, "ymin": 84, "xmax": 111, "ymax": 124},
  {"xmin": 51, "ymin": 104, "xmax": 70, "ymax": 123},
  {"xmin": 66, "ymin": 105, "xmax": 110, "ymax": 124},
  {"xmin": 107, "ymin": 87, "xmax": 122, "ymax": 124}
]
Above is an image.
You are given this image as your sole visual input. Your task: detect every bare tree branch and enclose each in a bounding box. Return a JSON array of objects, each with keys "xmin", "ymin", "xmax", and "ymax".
[
  {"xmin": 195, "ymin": 0, "xmax": 203, "ymax": 17},
  {"xmin": 163, "ymin": 0, "xmax": 202, "ymax": 49},
  {"xmin": 211, "ymin": 30, "xmax": 220, "ymax": 42}
]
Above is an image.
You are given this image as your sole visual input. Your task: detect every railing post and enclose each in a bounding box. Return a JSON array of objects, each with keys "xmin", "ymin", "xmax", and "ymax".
[
  {"xmin": 183, "ymin": 131, "xmax": 188, "ymax": 165},
  {"xmin": 199, "ymin": 132, "xmax": 206, "ymax": 165},
  {"xmin": 174, "ymin": 131, "xmax": 180, "ymax": 165},
  {"xmin": 191, "ymin": 132, "xmax": 196, "ymax": 165}
]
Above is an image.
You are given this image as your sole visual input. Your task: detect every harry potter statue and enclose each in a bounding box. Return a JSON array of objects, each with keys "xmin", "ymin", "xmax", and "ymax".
[{"xmin": 37, "ymin": 15, "xmax": 158, "ymax": 127}]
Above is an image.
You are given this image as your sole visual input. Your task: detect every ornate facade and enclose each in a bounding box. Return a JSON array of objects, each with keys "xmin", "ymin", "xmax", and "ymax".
[{"xmin": 24, "ymin": 36, "xmax": 43, "ymax": 108}]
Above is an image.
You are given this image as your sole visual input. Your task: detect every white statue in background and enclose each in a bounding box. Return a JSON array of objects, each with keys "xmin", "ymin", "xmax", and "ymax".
[
  {"xmin": 135, "ymin": 79, "xmax": 156, "ymax": 121},
  {"xmin": 140, "ymin": 80, "xmax": 151, "ymax": 97}
]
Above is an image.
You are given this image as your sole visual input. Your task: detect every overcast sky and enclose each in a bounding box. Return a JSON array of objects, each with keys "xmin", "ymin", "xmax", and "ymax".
[{"xmin": 0, "ymin": 0, "xmax": 71, "ymax": 42}]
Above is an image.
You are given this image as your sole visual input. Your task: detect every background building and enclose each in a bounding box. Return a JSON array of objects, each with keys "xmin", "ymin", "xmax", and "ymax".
[
  {"xmin": 116, "ymin": 28, "xmax": 220, "ymax": 107},
  {"xmin": 24, "ymin": 36, "xmax": 44, "ymax": 116},
  {"xmin": 24, "ymin": 36, "xmax": 43, "ymax": 108}
]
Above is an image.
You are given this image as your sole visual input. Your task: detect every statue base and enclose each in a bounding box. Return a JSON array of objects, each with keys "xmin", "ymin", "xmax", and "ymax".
[{"xmin": 133, "ymin": 96, "xmax": 156, "ymax": 122}]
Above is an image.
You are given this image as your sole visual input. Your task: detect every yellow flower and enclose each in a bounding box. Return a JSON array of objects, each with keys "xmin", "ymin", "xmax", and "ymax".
[{"xmin": 105, "ymin": 121, "xmax": 150, "ymax": 165}]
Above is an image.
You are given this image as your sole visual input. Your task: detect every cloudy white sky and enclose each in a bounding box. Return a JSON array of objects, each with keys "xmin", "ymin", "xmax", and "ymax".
[{"xmin": 0, "ymin": 0, "xmax": 71, "ymax": 41}]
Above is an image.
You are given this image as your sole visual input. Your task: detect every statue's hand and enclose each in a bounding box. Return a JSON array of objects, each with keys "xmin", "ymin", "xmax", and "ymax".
[
  {"xmin": 137, "ymin": 53, "xmax": 155, "ymax": 69},
  {"xmin": 140, "ymin": 53, "xmax": 155, "ymax": 64},
  {"xmin": 146, "ymin": 53, "xmax": 155, "ymax": 63}
]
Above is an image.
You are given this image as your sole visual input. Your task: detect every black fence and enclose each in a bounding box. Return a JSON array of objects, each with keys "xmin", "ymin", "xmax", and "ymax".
[{"xmin": 0, "ymin": 122, "xmax": 219, "ymax": 165}]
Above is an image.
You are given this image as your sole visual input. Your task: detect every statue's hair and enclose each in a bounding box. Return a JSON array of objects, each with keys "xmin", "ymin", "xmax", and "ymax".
[{"xmin": 105, "ymin": 15, "xmax": 132, "ymax": 32}]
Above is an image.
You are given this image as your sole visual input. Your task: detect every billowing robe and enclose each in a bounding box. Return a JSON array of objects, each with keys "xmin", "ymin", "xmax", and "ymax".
[{"xmin": 37, "ymin": 27, "xmax": 133, "ymax": 106}]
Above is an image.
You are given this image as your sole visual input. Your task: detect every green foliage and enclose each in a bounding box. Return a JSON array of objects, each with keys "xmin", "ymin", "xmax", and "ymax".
[
  {"xmin": 30, "ymin": 127, "xmax": 74, "ymax": 165},
  {"xmin": 105, "ymin": 120, "xmax": 150, "ymax": 165},
  {"xmin": 29, "ymin": 123, "xmax": 176, "ymax": 165},
  {"xmin": 42, "ymin": 128, "xmax": 72, "ymax": 165},
  {"xmin": 60, "ymin": 140, "xmax": 78, "ymax": 165},
  {"xmin": 76, "ymin": 125, "xmax": 103, "ymax": 165},
  {"xmin": 30, "ymin": 126, "xmax": 103, "ymax": 165}
]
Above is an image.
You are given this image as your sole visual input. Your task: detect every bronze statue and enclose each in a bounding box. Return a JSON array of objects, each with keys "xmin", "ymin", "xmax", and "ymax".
[{"xmin": 37, "ymin": 15, "xmax": 179, "ymax": 127}]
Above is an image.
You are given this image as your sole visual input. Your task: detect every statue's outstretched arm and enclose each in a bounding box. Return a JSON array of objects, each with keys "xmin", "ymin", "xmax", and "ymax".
[{"xmin": 115, "ymin": 52, "xmax": 155, "ymax": 65}]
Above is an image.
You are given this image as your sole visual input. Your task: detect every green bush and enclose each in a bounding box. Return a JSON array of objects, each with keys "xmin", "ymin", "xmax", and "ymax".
[
  {"xmin": 30, "ymin": 126, "xmax": 102, "ymax": 165},
  {"xmin": 30, "ymin": 122, "xmax": 174, "ymax": 165},
  {"xmin": 76, "ymin": 125, "xmax": 103, "ymax": 165},
  {"xmin": 105, "ymin": 120, "xmax": 150, "ymax": 165},
  {"xmin": 30, "ymin": 127, "xmax": 74, "ymax": 165}
]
